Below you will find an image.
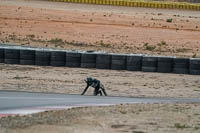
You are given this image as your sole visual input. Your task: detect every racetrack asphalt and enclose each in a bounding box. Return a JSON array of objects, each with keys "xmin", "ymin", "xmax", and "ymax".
[{"xmin": 0, "ymin": 91, "xmax": 200, "ymax": 111}]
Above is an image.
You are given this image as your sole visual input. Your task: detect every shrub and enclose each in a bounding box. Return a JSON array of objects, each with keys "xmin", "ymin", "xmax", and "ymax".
[
  {"xmin": 166, "ymin": 18, "xmax": 173, "ymax": 23},
  {"xmin": 143, "ymin": 43, "xmax": 156, "ymax": 51}
]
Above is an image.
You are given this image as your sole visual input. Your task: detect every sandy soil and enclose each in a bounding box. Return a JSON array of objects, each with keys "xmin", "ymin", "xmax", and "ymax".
[
  {"xmin": 0, "ymin": 1, "xmax": 200, "ymax": 132},
  {"xmin": 0, "ymin": 0, "xmax": 200, "ymax": 57},
  {"xmin": 1, "ymin": 64, "xmax": 200, "ymax": 98},
  {"xmin": 1, "ymin": 104, "xmax": 200, "ymax": 133}
]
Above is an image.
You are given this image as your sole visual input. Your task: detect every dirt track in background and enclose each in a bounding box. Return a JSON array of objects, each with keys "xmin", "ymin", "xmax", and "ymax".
[{"xmin": 0, "ymin": 0, "xmax": 200, "ymax": 57}]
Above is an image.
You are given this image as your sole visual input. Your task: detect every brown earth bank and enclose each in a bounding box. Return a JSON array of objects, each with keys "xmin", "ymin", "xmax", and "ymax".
[
  {"xmin": 1, "ymin": 103, "xmax": 200, "ymax": 133},
  {"xmin": 0, "ymin": 0, "xmax": 200, "ymax": 57},
  {"xmin": 1, "ymin": 1, "xmax": 200, "ymax": 132},
  {"xmin": 1, "ymin": 64, "xmax": 200, "ymax": 98}
]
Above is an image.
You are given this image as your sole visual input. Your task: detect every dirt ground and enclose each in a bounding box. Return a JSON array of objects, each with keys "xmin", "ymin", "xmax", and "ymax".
[
  {"xmin": 1, "ymin": 104, "xmax": 200, "ymax": 133},
  {"xmin": 0, "ymin": 0, "xmax": 200, "ymax": 57},
  {"xmin": 1, "ymin": 64, "xmax": 200, "ymax": 98},
  {"xmin": 0, "ymin": 1, "xmax": 200, "ymax": 133}
]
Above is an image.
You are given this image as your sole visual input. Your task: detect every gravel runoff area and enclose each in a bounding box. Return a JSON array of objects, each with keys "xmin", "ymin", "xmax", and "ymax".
[
  {"xmin": 1, "ymin": 64, "xmax": 200, "ymax": 98},
  {"xmin": 0, "ymin": 0, "xmax": 200, "ymax": 132},
  {"xmin": 1, "ymin": 104, "xmax": 200, "ymax": 133},
  {"xmin": 0, "ymin": 64, "xmax": 200, "ymax": 132}
]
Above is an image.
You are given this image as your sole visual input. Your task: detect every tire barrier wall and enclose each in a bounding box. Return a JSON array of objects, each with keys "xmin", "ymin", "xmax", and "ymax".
[
  {"xmin": 49, "ymin": 0, "xmax": 200, "ymax": 11},
  {"xmin": 173, "ymin": 57, "xmax": 189, "ymax": 74},
  {"xmin": 190, "ymin": 58, "xmax": 200, "ymax": 75},
  {"xmin": 0, "ymin": 45, "xmax": 199, "ymax": 75},
  {"xmin": 127, "ymin": 54, "xmax": 143, "ymax": 71},
  {"xmin": 81, "ymin": 52, "xmax": 96, "ymax": 68},
  {"xmin": 142, "ymin": 56, "xmax": 158, "ymax": 72},
  {"xmin": 157, "ymin": 56, "xmax": 174, "ymax": 73},
  {"xmin": 111, "ymin": 54, "xmax": 126, "ymax": 70},
  {"xmin": 66, "ymin": 52, "xmax": 81, "ymax": 67},
  {"xmin": 96, "ymin": 53, "xmax": 111, "ymax": 69},
  {"xmin": 0, "ymin": 48, "xmax": 4, "ymax": 63},
  {"xmin": 4, "ymin": 49, "xmax": 20, "ymax": 64},
  {"xmin": 50, "ymin": 51, "xmax": 66, "ymax": 67},
  {"xmin": 35, "ymin": 50, "xmax": 51, "ymax": 66},
  {"xmin": 20, "ymin": 49, "xmax": 35, "ymax": 65}
]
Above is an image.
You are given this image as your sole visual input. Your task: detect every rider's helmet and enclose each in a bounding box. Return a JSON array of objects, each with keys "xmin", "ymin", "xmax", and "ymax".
[{"xmin": 85, "ymin": 77, "xmax": 93, "ymax": 84}]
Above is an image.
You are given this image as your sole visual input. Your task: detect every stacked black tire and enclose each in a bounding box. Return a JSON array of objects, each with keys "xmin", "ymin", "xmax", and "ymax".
[
  {"xmin": 66, "ymin": 52, "xmax": 81, "ymax": 67},
  {"xmin": 0, "ymin": 48, "xmax": 4, "ymax": 63},
  {"xmin": 96, "ymin": 53, "xmax": 111, "ymax": 69},
  {"xmin": 111, "ymin": 54, "xmax": 126, "ymax": 70},
  {"xmin": 189, "ymin": 58, "xmax": 200, "ymax": 75},
  {"xmin": 20, "ymin": 49, "xmax": 35, "ymax": 65},
  {"xmin": 50, "ymin": 51, "xmax": 66, "ymax": 67},
  {"xmin": 126, "ymin": 54, "xmax": 143, "ymax": 71},
  {"xmin": 81, "ymin": 52, "xmax": 96, "ymax": 68},
  {"xmin": 157, "ymin": 56, "xmax": 174, "ymax": 73},
  {"xmin": 1, "ymin": 45, "xmax": 200, "ymax": 75},
  {"xmin": 142, "ymin": 56, "xmax": 157, "ymax": 72},
  {"xmin": 173, "ymin": 58, "xmax": 189, "ymax": 74},
  {"xmin": 35, "ymin": 50, "xmax": 51, "ymax": 66},
  {"xmin": 4, "ymin": 49, "xmax": 20, "ymax": 64}
]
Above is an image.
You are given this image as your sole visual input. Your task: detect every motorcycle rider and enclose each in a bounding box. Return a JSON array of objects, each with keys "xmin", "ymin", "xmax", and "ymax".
[{"xmin": 81, "ymin": 77, "xmax": 107, "ymax": 96}]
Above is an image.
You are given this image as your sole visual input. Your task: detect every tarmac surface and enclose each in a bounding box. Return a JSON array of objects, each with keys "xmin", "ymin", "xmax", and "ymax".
[{"xmin": 0, "ymin": 91, "xmax": 200, "ymax": 112}]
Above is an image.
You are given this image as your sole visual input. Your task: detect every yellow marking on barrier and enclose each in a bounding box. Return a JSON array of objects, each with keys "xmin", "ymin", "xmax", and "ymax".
[
  {"xmin": 116, "ymin": 1, "xmax": 119, "ymax": 6},
  {"xmin": 100, "ymin": 0, "xmax": 103, "ymax": 5},
  {"xmin": 171, "ymin": 4, "xmax": 174, "ymax": 9},
  {"xmin": 115, "ymin": 0, "xmax": 118, "ymax": 6},
  {"xmin": 145, "ymin": 2, "xmax": 148, "ymax": 8},
  {"xmin": 105, "ymin": 0, "xmax": 108, "ymax": 5},
  {"xmin": 121, "ymin": 1, "xmax": 126, "ymax": 6},
  {"xmin": 103, "ymin": 0, "xmax": 106, "ymax": 5},
  {"xmin": 48, "ymin": 0, "xmax": 200, "ymax": 11},
  {"xmin": 169, "ymin": 4, "xmax": 173, "ymax": 9},
  {"xmin": 90, "ymin": 0, "xmax": 93, "ymax": 4},
  {"xmin": 102, "ymin": 0, "xmax": 104, "ymax": 4},
  {"xmin": 138, "ymin": 2, "xmax": 141, "ymax": 7},
  {"xmin": 161, "ymin": 3, "xmax": 164, "ymax": 8},
  {"xmin": 130, "ymin": 2, "xmax": 134, "ymax": 7},
  {"xmin": 99, "ymin": 0, "xmax": 102, "ymax": 4},
  {"xmin": 197, "ymin": 5, "xmax": 200, "ymax": 10},
  {"xmin": 152, "ymin": 3, "xmax": 155, "ymax": 8},
  {"xmin": 122, "ymin": 1, "xmax": 124, "ymax": 6},
  {"xmin": 125, "ymin": 1, "xmax": 127, "ymax": 6}
]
